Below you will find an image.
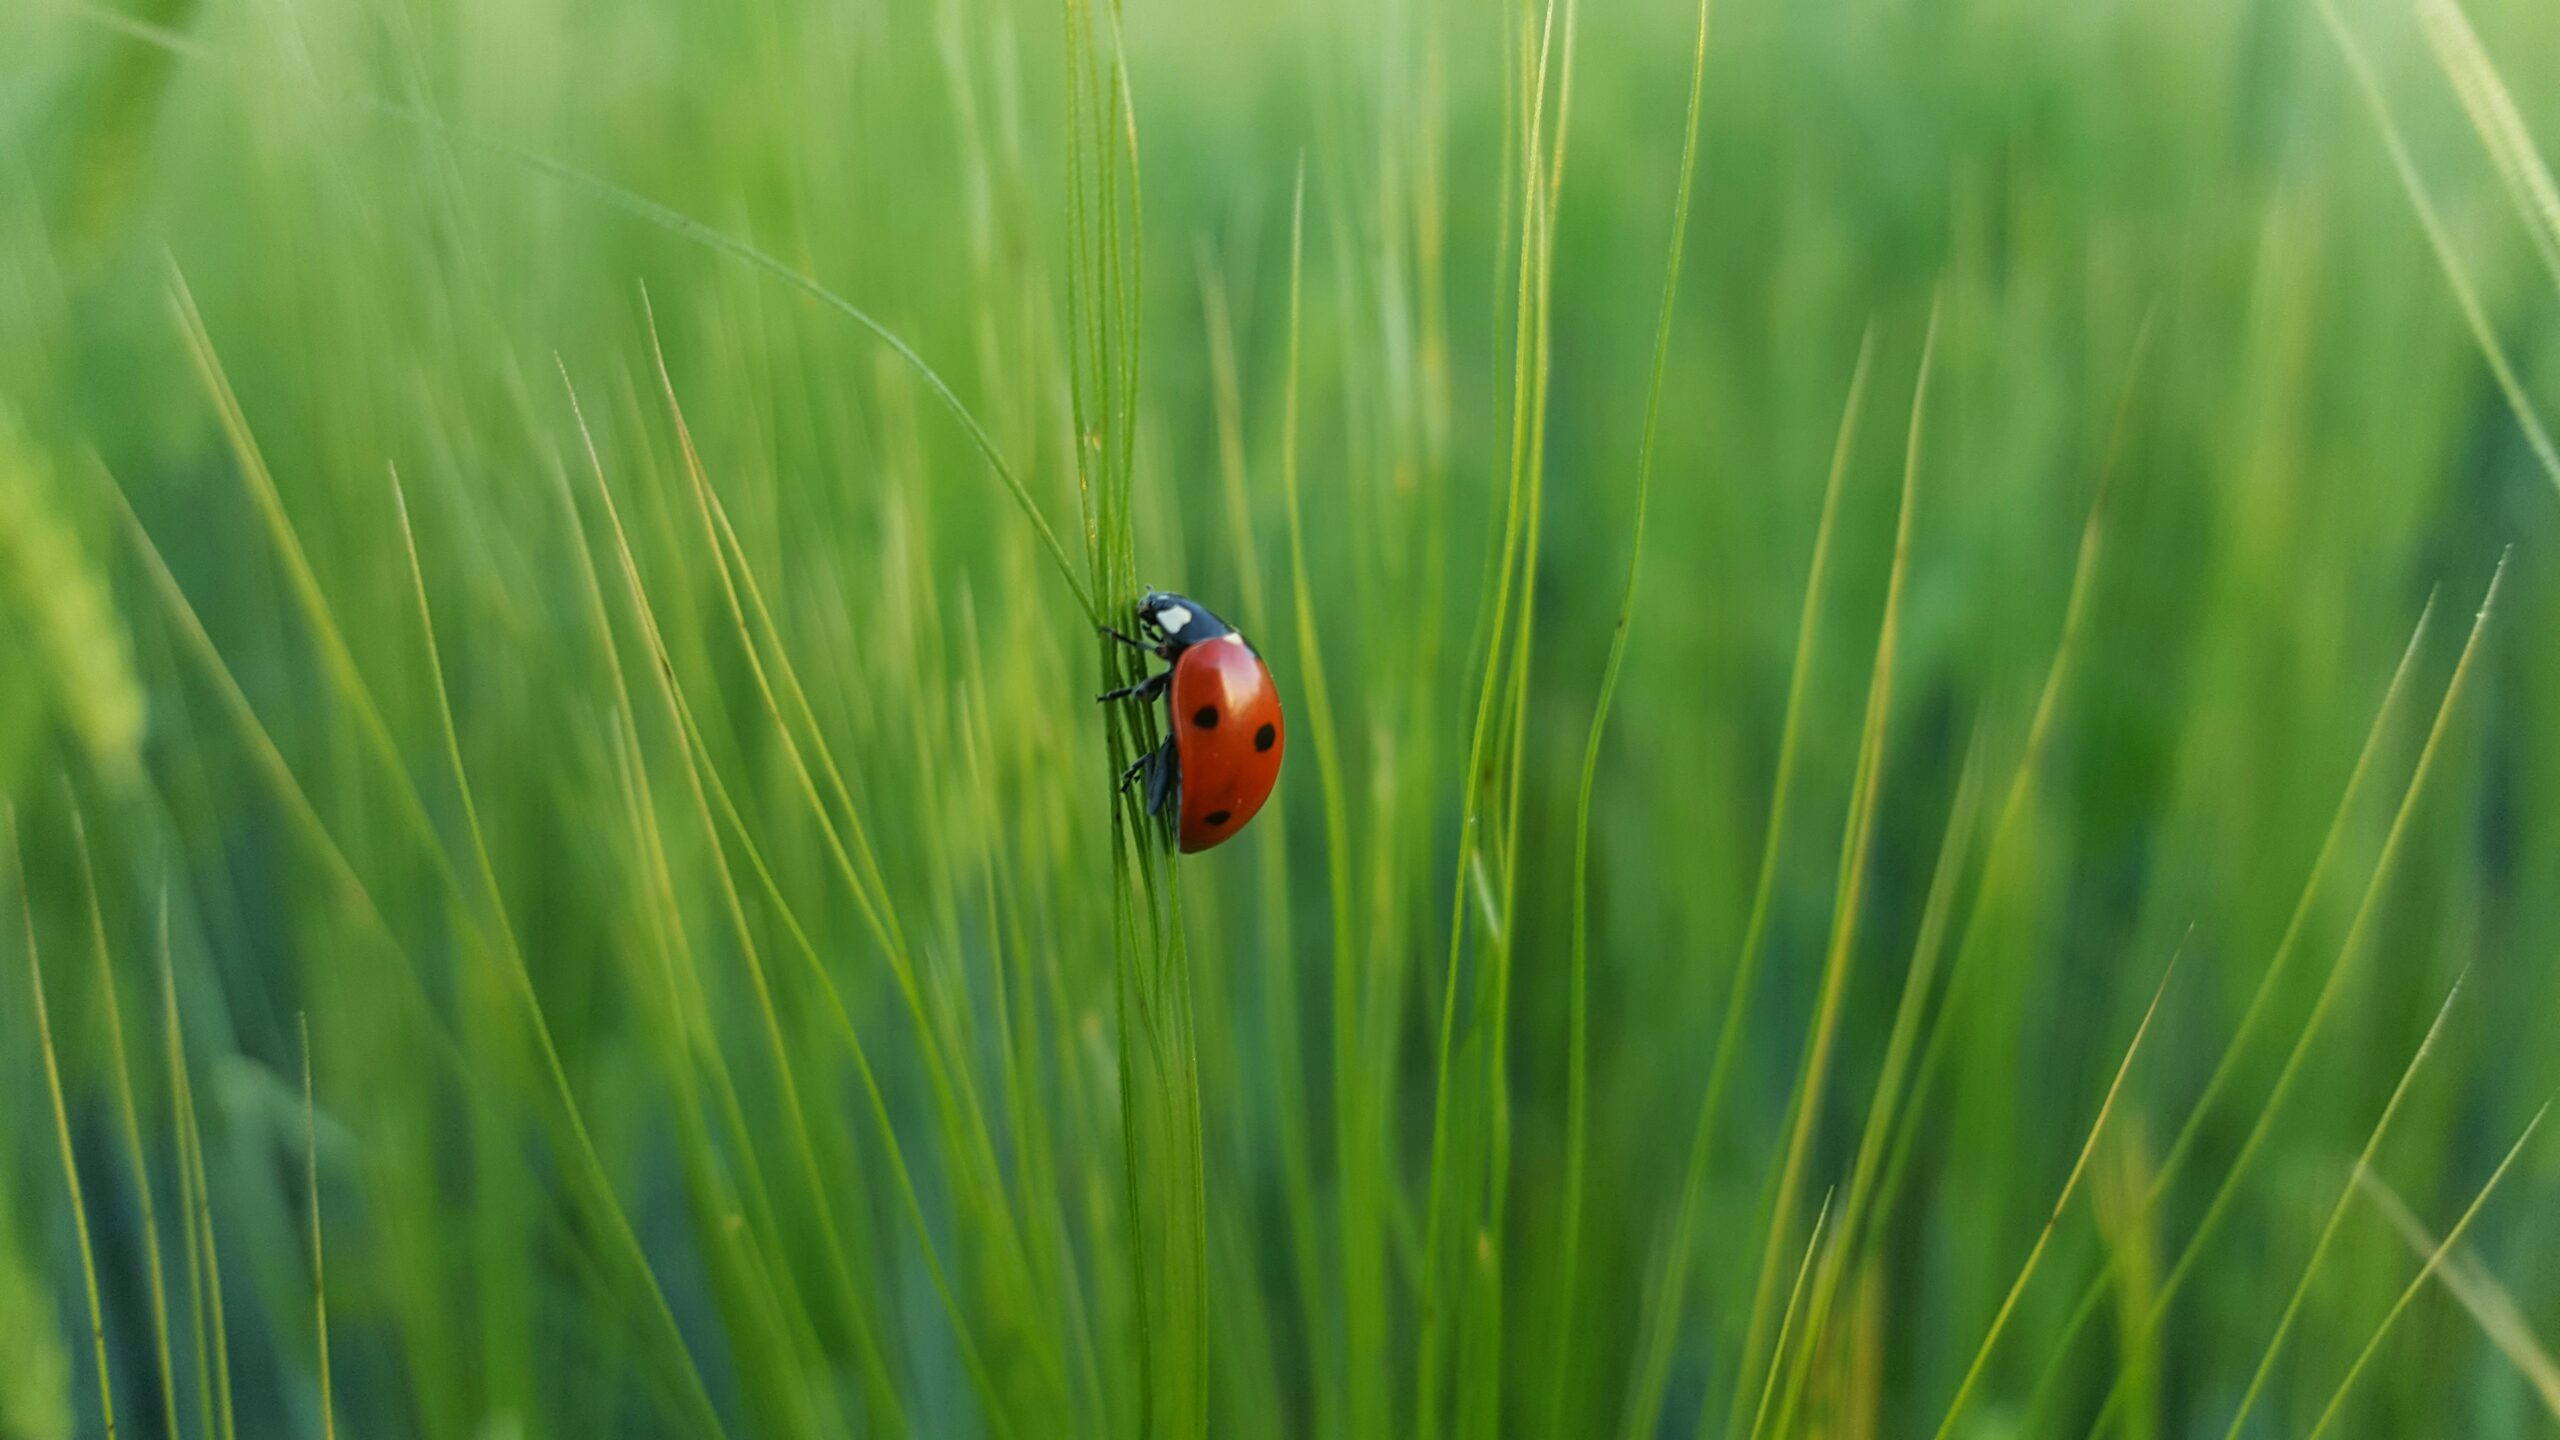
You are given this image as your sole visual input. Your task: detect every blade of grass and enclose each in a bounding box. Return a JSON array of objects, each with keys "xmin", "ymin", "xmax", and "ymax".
[
  {"xmin": 68, "ymin": 804, "xmax": 182, "ymax": 1440},
  {"xmin": 1468, "ymin": 5, "xmax": 1579, "ymax": 1430},
  {"xmin": 955, "ymin": 605, "xmax": 1113, "ymax": 1439},
  {"xmin": 1930, "ymin": 943, "xmax": 2183, "ymax": 1440},
  {"xmin": 2220, "ymin": 969, "xmax": 2471, "ymax": 1438},
  {"xmin": 1275, "ymin": 163, "xmax": 1377, "ymax": 1440},
  {"xmin": 1732, "ymin": 295, "xmax": 1936, "ymax": 1440},
  {"xmin": 2419, "ymin": 0, "xmax": 2560, "ymax": 293},
  {"xmin": 157, "ymin": 887, "xmax": 225, "ymax": 1440},
  {"xmin": 1618, "ymin": 326, "xmax": 1874, "ymax": 1440},
  {"xmin": 599, "ymin": 716, "xmax": 828, "ymax": 1440},
  {"xmin": 300, "ymin": 1013, "xmax": 336, "ymax": 1440},
  {"xmin": 2321, "ymin": 0, "xmax": 2560, "ymax": 494},
  {"xmin": 1419, "ymin": 3, "xmax": 1569, "ymax": 1432},
  {"xmin": 556, "ymin": 365, "xmax": 1027, "ymax": 1440},
  {"xmin": 1757, "ymin": 719, "xmax": 1998, "ymax": 1440},
  {"xmin": 1538, "ymin": 0, "xmax": 1710, "ymax": 1423},
  {"xmin": 633, "ymin": 312, "xmax": 1071, "ymax": 1411},
  {"xmin": 2350, "ymin": 1156, "xmax": 2560, "ymax": 1423},
  {"xmin": 1798, "ymin": 722, "xmax": 1991, "ymax": 1384},
  {"xmin": 643, "ymin": 289, "xmax": 915, "ymax": 976},
  {"xmin": 2015, "ymin": 587, "xmax": 2441, "ymax": 1420},
  {"xmin": 652, "ymin": 374, "xmax": 1097, "ymax": 1423},
  {"xmin": 2080, "ymin": 552, "xmax": 2508, "ymax": 1437},
  {"xmin": 405, "ymin": 447, "xmax": 869, "ymax": 1435},
  {"xmin": 157, "ymin": 889, "xmax": 234, "ymax": 1440},
  {"xmin": 1063, "ymin": 0, "xmax": 1210, "ymax": 1428},
  {"xmin": 1199, "ymin": 236, "xmax": 1333, "ymax": 1438},
  {"xmin": 1861, "ymin": 307, "xmax": 2154, "ymax": 1262},
  {"xmin": 15, "ymin": 806, "xmax": 119, "ymax": 1440},
  {"xmin": 145, "ymin": 294, "xmax": 731, "ymax": 1437},
  {"xmin": 1742, "ymin": 1189, "xmax": 1837, "ymax": 1440},
  {"xmin": 68, "ymin": 0, "xmax": 1095, "ymax": 621}
]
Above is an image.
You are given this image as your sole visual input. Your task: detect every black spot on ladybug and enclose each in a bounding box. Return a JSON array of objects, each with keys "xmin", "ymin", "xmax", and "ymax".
[
  {"xmin": 1255, "ymin": 723, "xmax": 1277, "ymax": 752},
  {"xmin": 1194, "ymin": 706, "xmax": 1220, "ymax": 729},
  {"xmin": 1204, "ymin": 810, "xmax": 1231, "ymax": 827}
]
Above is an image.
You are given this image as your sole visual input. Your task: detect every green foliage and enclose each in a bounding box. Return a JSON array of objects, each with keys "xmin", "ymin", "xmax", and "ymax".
[{"xmin": 3, "ymin": 0, "xmax": 2559, "ymax": 1436}]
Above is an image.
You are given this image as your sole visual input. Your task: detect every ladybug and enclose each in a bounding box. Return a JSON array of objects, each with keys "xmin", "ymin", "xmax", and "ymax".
[{"xmin": 1098, "ymin": 589, "xmax": 1285, "ymax": 853}]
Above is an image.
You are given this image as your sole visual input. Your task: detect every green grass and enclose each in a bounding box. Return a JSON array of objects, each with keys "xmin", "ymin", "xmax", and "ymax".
[{"xmin": 5, "ymin": 0, "xmax": 2560, "ymax": 1437}]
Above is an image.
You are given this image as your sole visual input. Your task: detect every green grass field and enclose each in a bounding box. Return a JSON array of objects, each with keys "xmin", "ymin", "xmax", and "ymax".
[{"xmin": 4, "ymin": 0, "xmax": 2560, "ymax": 1435}]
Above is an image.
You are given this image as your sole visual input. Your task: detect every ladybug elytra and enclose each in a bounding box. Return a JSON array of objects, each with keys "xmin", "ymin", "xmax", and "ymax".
[{"xmin": 1098, "ymin": 589, "xmax": 1285, "ymax": 853}]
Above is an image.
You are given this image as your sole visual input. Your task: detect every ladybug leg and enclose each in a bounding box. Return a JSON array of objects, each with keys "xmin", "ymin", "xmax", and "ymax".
[
  {"xmin": 1095, "ymin": 670, "xmax": 1170, "ymax": 705},
  {"xmin": 1114, "ymin": 739, "xmax": 1179, "ymax": 819},
  {"xmin": 1142, "ymin": 739, "xmax": 1180, "ymax": 819},
  {"xmin": 1117, "ymin": 751, "xmax": 1153, "ymax": 792},
  {"xmin": 1101, "ymin": 622, "xmax": 1175, "ymax": 659}
]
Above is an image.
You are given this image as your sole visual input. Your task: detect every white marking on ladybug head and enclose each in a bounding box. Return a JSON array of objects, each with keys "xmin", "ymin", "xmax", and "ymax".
[{"xmin": 1155, "ymin": 604, "xmax": 1194, "ymax": 636}]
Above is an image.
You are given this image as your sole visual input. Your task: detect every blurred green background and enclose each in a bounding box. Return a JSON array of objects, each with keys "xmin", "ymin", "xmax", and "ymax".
[{"xmin": 4, "ymin": 0, "xmax": 2559, "ymax": 1436}]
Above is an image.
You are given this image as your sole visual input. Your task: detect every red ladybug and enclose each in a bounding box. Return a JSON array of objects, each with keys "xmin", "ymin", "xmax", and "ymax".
[{"xmin": 1099, "ymin": 589, "xmax": 1285, "ymax": 853}]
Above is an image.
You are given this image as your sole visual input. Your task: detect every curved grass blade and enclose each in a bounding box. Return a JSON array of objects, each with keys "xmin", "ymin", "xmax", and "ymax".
[
  {"xmin": 2341, "ymin": 1149, "xmax": 2560, "ymax": 1427},
  {"xmin": 68, "ymin": 805, "xmax": 182, "ymax": 1440},
  {"xmin": 1418, "ymin": 4, "xmax": 1573, "ymax": 1432},
  {"xmin": 2322, "ymin": 0, "xmax": 2560, "ymax": 493},
  {"xmin": 14, "ymin": 807, "xmax": 119, "ymax": 1440},
  {"xmin": 556, "ymin": 366, "xmax": 1030, "ymax": 1439},
  {"xmin": 1859, "ymin": 308, "xmax": 2155, "ymax": 1260},
  {"xmin": 138, "ymin": 294, "xmax": 734, "ymax": 1438},
  {"xmin": 1273, "ymin": 163, "xmax": 1377, "ymax": 1440},
  {"xmin": 2014, "ymin": 588, "xmax": 2441, "ymax": 1420},
  {"xmin": 1929, "ymin": 944, "xmax": 2182, "ymax": 1440},
  {"xmin": 2078, "ymin": 553, "xmax": 2508, "ymax": 1437},
  {"xmin": 1198, "ymin": 237, "xmax": 1334, "ymax": 1436},
  {"xmin": 2218, "ymin": 970, "xmax": 2470, "ymax": 1438},
  {"xmin": 63, "ymin": 0, "xmax": 1095, "ymax": 621},
  {"xmin": 2420, "ymin": 0, "xmax": 2560, "ymax": 294},
  {"xmin": 300, "ymin": 1014, "xmax": 336, "ymax": 1440},
  {"xmin": 1731, "ymin": 296, "xmax": 1935, "ymax": 1440},
  {"xmin": 158, "ymin": 892, "xmax": 236, "ymax": 1440},
  {"xmin": 1741, "ymin": 1189, "xmax": 1836, "ymax": 1440}
]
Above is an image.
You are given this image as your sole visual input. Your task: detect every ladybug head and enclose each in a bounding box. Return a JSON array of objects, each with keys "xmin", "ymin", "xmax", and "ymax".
[{"xmin": 1136, "ymin": 589, "xmax": 1235, "ymax": 647}]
